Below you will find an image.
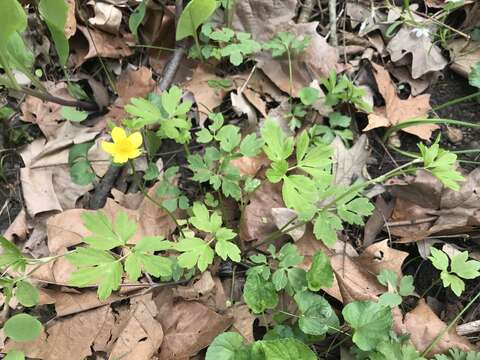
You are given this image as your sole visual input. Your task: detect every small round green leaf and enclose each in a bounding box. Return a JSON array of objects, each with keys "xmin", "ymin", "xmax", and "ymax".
[
  {"xmin": 15, "ymin": 281, "xmax": 39, "ymax": 307},
  {"xmin": 4, "ymin": 314, "xmax": 42, "ymax": 342}
]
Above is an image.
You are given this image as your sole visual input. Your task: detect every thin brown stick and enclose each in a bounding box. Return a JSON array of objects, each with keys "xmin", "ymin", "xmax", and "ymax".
[
  {"xmin": 384, "ymin": 216, "xmax": 438, "ymax": 227},
  {"xmin": 20, "ymin": 86, "xmax": 98, "ymax": 111}
]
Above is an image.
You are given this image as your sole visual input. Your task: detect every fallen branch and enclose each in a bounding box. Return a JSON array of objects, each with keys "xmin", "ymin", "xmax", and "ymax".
[
  {"xmin": 159, "ymin": 0, "xmax": 186, "ymax": 91},
  {"xmin": 89, "ymin": 164, "xmax": 123, "ymax": 209},
  {"xmin": 328, "ymin": 0, "xmax": 338, "ymax": 47}
]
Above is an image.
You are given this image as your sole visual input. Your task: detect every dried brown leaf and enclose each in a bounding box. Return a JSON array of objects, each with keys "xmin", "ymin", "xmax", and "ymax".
[
  {"xmin": 154, "ymin": 288, "xmax": 232, "ymax": 359},
  {"xmin": 387, "ymin": 26, "xmax": 448, "ymax": 79},
  {"xmin": 184, "ymin": 65, "xmax": 230, "ymax": 125},
  {"xmin": 365, "ymin": 63, "xmax": 437, "ymax": 140},
  {"xmin": 393, "ymin": 299, "xmax": 473, "ymax": 356},
  {"xmin": 116, "ymin": 66, "xmax": 156, "ymax": 102},
  {"xmin": 239, "ymin": 182, "xmax": 284, "ymax": 242}
]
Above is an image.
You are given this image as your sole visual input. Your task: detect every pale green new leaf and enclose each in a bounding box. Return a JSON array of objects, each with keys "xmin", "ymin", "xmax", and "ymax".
[
  {"xmin": 39, "ymin": 0, "xmax": 69, "ymax": 66},
  {"xmin": 261, "ymin": 119, "xmax": 294, "ymax": 162},
  {"xmin": 0, "ymin": 236, "xmax": 26, "ymax": 271},
  {"xmin": 175, "ymin": 237, "xmax": 214, "ymax": 272},
  {"xmin": 176, "ymin": 0, "xmax": 218, "ymax": 40},
  {"xmin": 60, "ymin": 106, "xmax": 89, "ymax": 122},
  {"xmin": 215, "ymin": 240, "xmax": 241, "ymax": 262},
  {"xmin": 428, "ymin": 248, "xmax": 449, "ymax": 272},
  {"xmin": 451, "ymin": 251, "xmax": 480, "ymax": 280},
  {"xmin": 125, "ymin": 97, "xmax": 162, "ymax": 127},
  {"xmin": 441, "ymin": 272, "xmax": 465, "ymax": 297},
  {"xmin": 240, "ymin": 133, "xmax": 264, "ymax": 157},
  {"xmin": 378, "ymin": 292, "xmax": 402, "ymax": 308}
]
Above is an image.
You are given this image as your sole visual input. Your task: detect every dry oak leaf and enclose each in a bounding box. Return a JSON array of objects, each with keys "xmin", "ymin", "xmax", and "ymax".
[
  {"xmin": 365, "ymin": 63, "xmax": 437, "ymax": 140},
  {"xmin": 21, "ymin": 82, "xmax": 77, "ymax": 139},
  {"xmin": 117, "ymin": 66, "xmax": 156, "ymax": 103},
  {"xmin": 448, "ymin": 39, "xmax": 480, "ymax": 77},
  {"xmin": 230, "ymin": 154, "xmax": 269, "ymax": 177},
  {"xmin": 64, "ymin": 0, "xmax": 77, "ymax": 38},
  {"xmin": 228, "ymin": 304, "xmax": 256, "ymax": 343},
  {"xmin": 393, "ymin": 300, "xmax": 474, "ymax": 356},
  {"xmin": 154, "ymin": 288, "xmax": 233, "ymax": 359},
  {"xmin": 256, "ymin": 22, "xmax": 339, "ymax": 96},
  {"xmin": 387, "ymin": 25, "xmax": 448, "ymax": 79},
  {"xmin": 19, "ymin": 123, "xmax": 107, "ymax": 219},
  {"xmin": 332, "ymin": 134, "xmax": 370, "ymax": 186},
  {"xmin": 183, "ymin": 65, "xmax": 231, "ymax": 126},
  {"xmin": 5, "ymin": 305, "xmax": 114, "ymax": 360},
  {"xmin": 296, "ymin": 231, "xmax": 392, "ymax": 304},
  {"xmin": 88, "ymin": 2, "xmax": 122, "ymax": 35},
  {"xmin": 70, "ymin": 26, "xmax": 134, "ymax": 68},
  {"xmin": 239, "ymin": 182, "xmax": 284, "ymax": 242},
  {"xmin": 108, "ymin": 298, "xmax": 164, "ymax": 360},
  {"xmin": 387, "ymin": 168, "xmax": 480, "ymax": 240}
]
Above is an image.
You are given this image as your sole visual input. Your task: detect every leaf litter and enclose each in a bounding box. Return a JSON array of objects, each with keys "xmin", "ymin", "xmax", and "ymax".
[{"xmin": 2, "ymin": 0, "xmax": 480, "ymax": 358}]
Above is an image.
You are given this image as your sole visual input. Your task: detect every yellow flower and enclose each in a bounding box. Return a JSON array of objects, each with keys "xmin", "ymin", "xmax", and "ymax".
[{"xmin": 101, "ymin": 127, "xmax": 142, "ymax": 164}]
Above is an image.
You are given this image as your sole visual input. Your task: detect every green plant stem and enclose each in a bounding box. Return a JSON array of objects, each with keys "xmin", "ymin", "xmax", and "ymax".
[
  {"xmin": 322, "ymin": 159, "xmax": 422, "ymax": 210},
  {"xmin": 383, "ymin": 118, "xmax": 480, "ymax": 141},
  {"xmin": 20, "ymin": 86, "xmax": 98, "ymax": 111},
  {"xmin": 421, "ymin": 289, "xmax": 480, "ymax": 356},
  {"xmin": 128, "ymin": 161, "xmax": 185, "ymax": 237},
  {"xmin": 432, "ymin": 91, "xmax": 480, "ymax": 112},
  {"xmin": 286, "ymin": 46, "xmax": 293, "ymax": 98}
]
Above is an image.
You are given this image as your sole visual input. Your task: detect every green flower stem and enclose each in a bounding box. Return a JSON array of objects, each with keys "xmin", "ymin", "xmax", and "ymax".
[
  {"xmin": 421, "ymin": 289, "xmax": 480, "ymax": 357},
  {"xmin": 432, "ymin": 91, "xmax": 480, "ymax": 112},
  {"xmin": 128, "ymin": 160, "xmax": 185, "ymax": 237}
]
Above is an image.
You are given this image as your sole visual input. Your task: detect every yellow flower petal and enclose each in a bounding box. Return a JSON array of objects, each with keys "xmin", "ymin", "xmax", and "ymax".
[
  {"xmin": 111, "ymin": 127, "xmax": 127, "ymax": 143},
  {"xmin": 127, "ymin": 148, "xmax": 142, "ymax": 159},
  {"xmin": 113, "ymin": 153, "xmax": 129, "ymax": 164},
  {"xmin": 127, "ymin": 132, "xmax": 143, "ymax": 148},
  {"xmin": 101, "ymin": 141, "xmax": 116, "ymax": 155}
]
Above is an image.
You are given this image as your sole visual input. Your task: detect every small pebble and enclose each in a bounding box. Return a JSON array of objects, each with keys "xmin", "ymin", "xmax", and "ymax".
[{"xmin": 446, "ymin": 127, "xmax": 463, "ymax": 144}]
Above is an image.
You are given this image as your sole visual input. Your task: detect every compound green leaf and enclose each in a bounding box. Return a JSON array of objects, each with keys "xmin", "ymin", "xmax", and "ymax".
[
  {"xmin": 441, "ymin": 272, "xmax": 465, "ymax": 297},
  {"xmin": 261, "ymin": 119, "xmax": 294, "ymax": 162},
  {"xmin": 313, "ymin": 211, "xmax": 342, "ymax": 247},
  {"xmin": 451, "ymin": 251, "xmax": 480, "ymax": 280},
  {"xmin": 299, "ymin": 87, "xmax": 319, "ymax": 106},
  {"xmin": 240, "ymin": 133, "xmax": 264, "ymax": 157},
  {"xmin": 428, "ymin": 248, "xmax": 449, "ymax": 272},
  {"xmin": 175, "ymin": 237, "xmax": 214, "ymax": 272}
]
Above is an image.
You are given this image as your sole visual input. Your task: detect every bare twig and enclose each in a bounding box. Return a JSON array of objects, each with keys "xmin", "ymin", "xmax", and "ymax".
[
  {"xmin": 20, "ymin": 86, "xmax": 98, "ymax": 111},
  {"xmin": 298, "ymin": 0, "xmax": 315, "ymax": 23},
  {"xmin": 89, "ymin": 164, "xmax": 123, "ymax": 209},
  {"xmin": 158, "ymin": 0, "xmax": 186, "ymax": 91},
  {"xmin": 328, "ymin": 0, "xmax": 338, "ymax": 47}
]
